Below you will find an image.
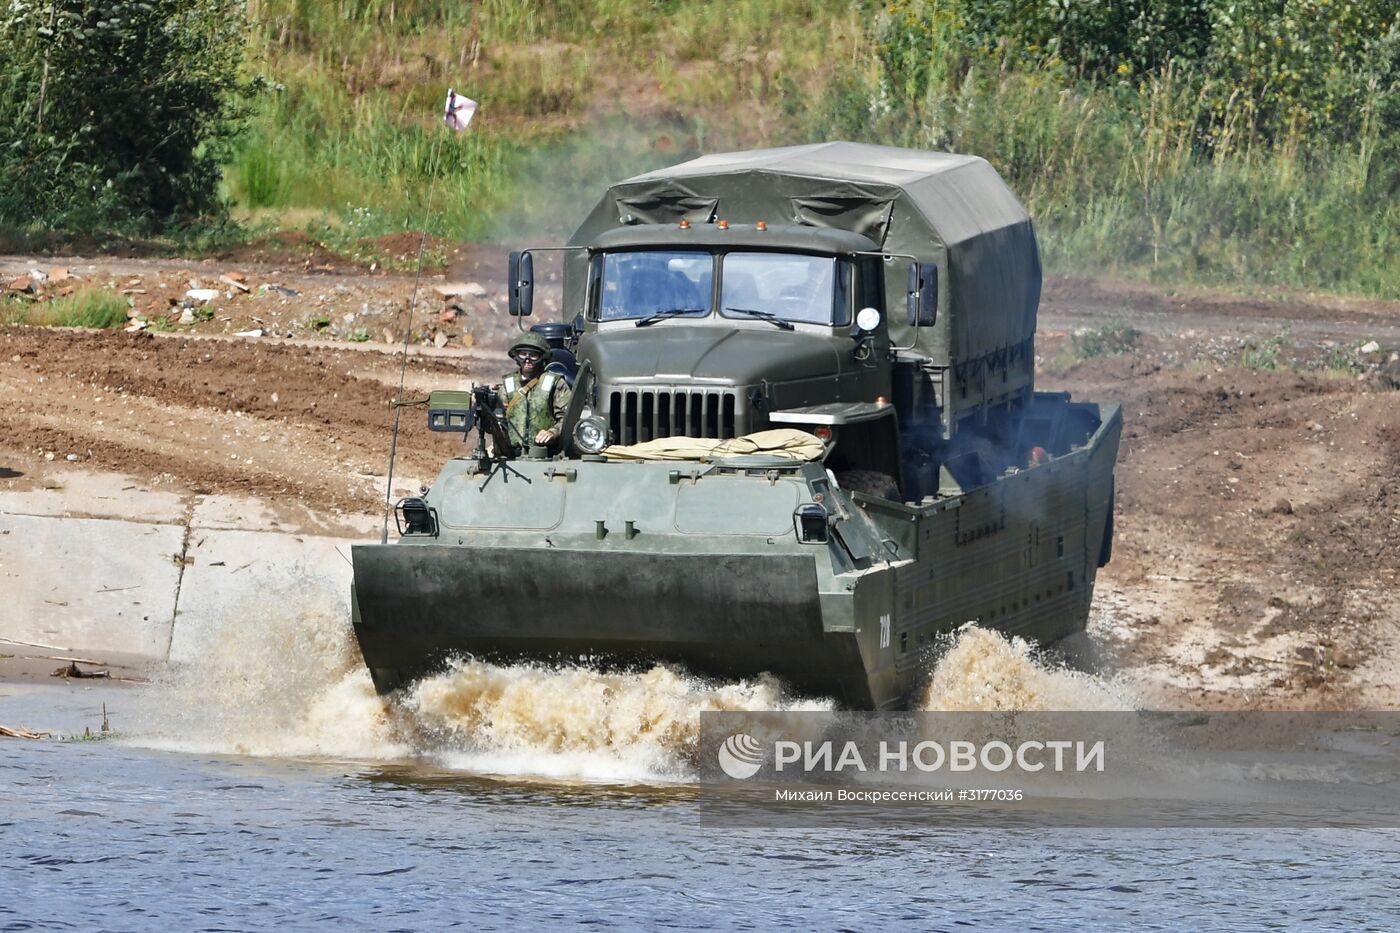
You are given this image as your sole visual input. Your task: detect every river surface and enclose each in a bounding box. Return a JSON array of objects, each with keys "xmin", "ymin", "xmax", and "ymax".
[{"xmin": 4, "ymin": 611, "xmax": 1399, "ymax": 930}]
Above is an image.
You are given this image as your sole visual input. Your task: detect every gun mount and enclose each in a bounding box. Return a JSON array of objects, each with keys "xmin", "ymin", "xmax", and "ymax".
[{"xmin": 427, "ymin": 385, "xmax": 519, "ymax": 466}]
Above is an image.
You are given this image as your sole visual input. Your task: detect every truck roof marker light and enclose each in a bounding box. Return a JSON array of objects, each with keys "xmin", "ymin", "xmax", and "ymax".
[
  {"xmin": 875, "ymin": 396, "xmax": 889, "ymax": 406},
  {"xmin": 717, "ymin": 220, "xmax": 729, "ymax": 230},
  {"xmin": 756, "ymin": 220, "xmax": 767, "ymax": 231},
  {"xmin": 678, "ymin": 219, "xmax": 690, "ymax": 229}
]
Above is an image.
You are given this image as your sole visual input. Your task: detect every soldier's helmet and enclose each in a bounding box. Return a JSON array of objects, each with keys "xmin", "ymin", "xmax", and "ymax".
[{"xmin": 508, "ymin": 331, "xmax": 552, "ymax": 361}]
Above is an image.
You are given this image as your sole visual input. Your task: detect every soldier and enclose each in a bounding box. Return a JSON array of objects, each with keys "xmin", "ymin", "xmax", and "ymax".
[{"xmin": 502, "ymin": 331, "xmax": 572, "ymax": 452}]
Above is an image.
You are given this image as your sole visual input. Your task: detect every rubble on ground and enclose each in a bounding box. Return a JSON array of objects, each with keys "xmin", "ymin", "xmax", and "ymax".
[{"xmin": 3, "ymin": 249, "xmax": 520, "ymax": 353}]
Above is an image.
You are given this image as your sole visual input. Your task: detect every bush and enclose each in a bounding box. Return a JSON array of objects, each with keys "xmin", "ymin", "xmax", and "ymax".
[
  {"xmin": 871, "ymin": 0, "xmax": 1400, "ymax": 148},
  {"xmin": 0, "ymin": 0, "xmax": 252, "ymax": 232},
  {"xmin": 789, "ymin": 1, "xmax": 1400, "ymax": 297},
  {"xmin": 879, "ymin": 0, "xmax": 1212, "ymax": 86},
  {"xmin": 1204, "ymin": 0, "xmax": 1400, "ymax": 145}
]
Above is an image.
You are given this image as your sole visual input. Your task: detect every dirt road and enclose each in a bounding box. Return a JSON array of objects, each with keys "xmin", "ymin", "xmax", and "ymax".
[{"xmin": 3, "ymin": 249, "xmax": 1398, "ymax": 709}]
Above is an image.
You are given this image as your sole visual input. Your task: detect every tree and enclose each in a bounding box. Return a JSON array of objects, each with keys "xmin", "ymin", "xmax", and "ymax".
[{"xmin": 0, "ymin": 0, "xmax": 251, "ymax": 231}]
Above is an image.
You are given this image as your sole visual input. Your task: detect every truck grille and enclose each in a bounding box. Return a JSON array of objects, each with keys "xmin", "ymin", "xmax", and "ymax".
[{"xmin": 609, "ymin": 388, "xmax": 740, "ymax": 445}]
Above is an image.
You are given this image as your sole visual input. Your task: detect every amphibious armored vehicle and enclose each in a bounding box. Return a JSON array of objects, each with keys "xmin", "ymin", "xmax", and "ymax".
[{"xmin": 351, "ymin": 142, "xmax": 1120, "ymax": 709}]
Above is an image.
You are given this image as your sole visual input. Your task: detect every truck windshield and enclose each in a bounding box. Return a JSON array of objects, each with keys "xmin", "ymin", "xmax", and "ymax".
[
  {"xmin": 721, "ymin": 252, "xmax": 840, "ymax": 325},
  {"xmin": 598, "ymin": 251, "xmax": 713, "ymax": 321}
]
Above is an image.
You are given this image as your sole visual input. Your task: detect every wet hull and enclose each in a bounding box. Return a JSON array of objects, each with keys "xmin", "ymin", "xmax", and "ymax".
[{"xmin": 351, "ymin": 546, "xmax": 876, "ymax": 704}]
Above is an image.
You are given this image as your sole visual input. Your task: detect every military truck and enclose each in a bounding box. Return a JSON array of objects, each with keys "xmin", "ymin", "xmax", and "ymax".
[{"xmin": 351, "ymin": 142, "xmax": 1120, "ymax": 710}]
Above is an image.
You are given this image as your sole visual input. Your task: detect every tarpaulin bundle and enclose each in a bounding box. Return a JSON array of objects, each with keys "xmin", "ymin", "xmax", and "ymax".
[{"xmin": 601, "ymin": 428, "xmax": 824, "ymax": 462}]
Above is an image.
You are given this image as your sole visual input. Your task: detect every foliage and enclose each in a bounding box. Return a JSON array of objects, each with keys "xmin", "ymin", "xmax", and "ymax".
[
  {"xmin": 878, "ymin": 1, "xmax": 1212, "ymax": 94},
  {"xmin": 0, "ymin": 0, "xmax": 253, "ymax": 231},
  {"xmin": 792, "ymin": 0, "xmax": 1400, "ymax": 297},
  {"xmin": 1204, "ymin": 0, "xmax": 1400, "ymax": 145},
  {"xmin": 873, "ymin": 0, "xmax": 1400, "ymax": 147},
  {"xmin": 7, "ymin": 0, "xmax": 1400, "ymax": 302},
  {"xmin": 1324, "ymin": 344, "xmax": 1366, "ymax": 378}
]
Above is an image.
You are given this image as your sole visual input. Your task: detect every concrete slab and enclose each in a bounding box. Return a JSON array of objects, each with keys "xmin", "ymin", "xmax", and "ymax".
[
  {"xmin": 1, "ymin": 466, "xmax": 379, "ymax": 665},
  {"xmin": 168, "ymin": 528, "xmax": 354, "ymax": 663},
  {"xmin": 0, "ymin": 469, "xmax": 185, "ymax": 523},
  {"xmin": 192, "ymin": 493, "xmax": 379, "ymax": 538},
  {"xmin": 188, "ymin": 493, "xmax": 281, "ymax": 531},
  {"xmin": 0, "ymin": 513, "xmax": 182, "ymax": 658}
]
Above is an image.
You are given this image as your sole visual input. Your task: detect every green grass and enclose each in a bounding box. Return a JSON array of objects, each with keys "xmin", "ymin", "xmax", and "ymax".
[
  {"xmin": 1323, "ymin": 343, "xmax": 1369, "ymax": 379},
  {"xmin": 4, "ymin": 289, "xmax": 131, "ymax": 329},
  {"xmin": 225, "ymin": 83, "xmax": 522, "ymax": 241},
  {"xmin": 5, "ymin": 1, "xmax": 1395, "ymax": 303},
  {"xmin": 225, "ymin": 0, "xmax": 859, "ymax": 240},
  {"xmin": 207, "ymin": 1, "xmax": 1400, "ymax": 300},
  {"xmin": 1240, "ymin": 333, "xmax": 1294, "ymax": 370},
  {"xmin": 1070, "ymin": 324, "xmax": 1143, "ymax": 360}
]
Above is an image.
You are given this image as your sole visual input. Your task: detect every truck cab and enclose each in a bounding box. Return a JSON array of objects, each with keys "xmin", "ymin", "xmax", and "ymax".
[{"xmin": 511, "ymin": 221, "xmax": 938, "ymax": 496}]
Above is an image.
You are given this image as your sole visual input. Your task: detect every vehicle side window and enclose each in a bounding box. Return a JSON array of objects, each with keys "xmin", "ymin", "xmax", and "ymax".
[
  {"xmin": 857, "ymin": 258, "xmax": 883, "ymax": 314},
  {"xmin": 586, "ymin": 255, "xmax": 603, "ymax": 319},
  {"xmin": 834, "ymin": 260, "xmax": 852, "ymax": 327}
]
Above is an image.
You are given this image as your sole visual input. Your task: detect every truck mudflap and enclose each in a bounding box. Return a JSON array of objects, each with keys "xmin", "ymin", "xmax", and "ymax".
[{"xmin": 350, "ymin": 544, "xmax": 873, "ymax": 704}]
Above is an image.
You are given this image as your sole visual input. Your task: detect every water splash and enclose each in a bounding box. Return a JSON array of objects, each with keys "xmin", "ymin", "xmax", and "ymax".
[
  {"xmin": 920, "ymin": 626, "xmax": 1134, "ymax": 712},
  {"xmin": 126, "ymin": 587, "xmax": 826, "ymax": 781},
  {"xmin": 129, "ymin": 591, "xmax": 408, "ymax": 760},
  {"xmin": 407, "ymin": 659, "xmax": 828, "ymax": 782},
  {"xmin": 128, "ymin": 588, "xmax": 1127, "ymax": 780}
]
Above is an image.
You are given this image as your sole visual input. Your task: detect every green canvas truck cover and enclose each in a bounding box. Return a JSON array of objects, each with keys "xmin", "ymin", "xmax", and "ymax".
[{"xmin": 565, "ymin": 142, "xmax": 1041, "ymax": 422}]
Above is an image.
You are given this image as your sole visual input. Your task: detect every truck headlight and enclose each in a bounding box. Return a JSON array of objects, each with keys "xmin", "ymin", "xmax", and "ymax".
[{"xmin": 573, "ymin": 415, "xmax": 610, "ymax": 454}]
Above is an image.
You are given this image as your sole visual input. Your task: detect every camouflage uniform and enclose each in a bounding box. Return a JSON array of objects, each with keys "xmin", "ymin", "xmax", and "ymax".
[{"xmin": 502, "ymin": 370, "xmax": 571, "ymax": 450}]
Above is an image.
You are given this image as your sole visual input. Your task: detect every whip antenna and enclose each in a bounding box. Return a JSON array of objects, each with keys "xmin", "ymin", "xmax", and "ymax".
[{"xmin": 380, "ymin": 88, "xmax": 478, "ymax": 545}]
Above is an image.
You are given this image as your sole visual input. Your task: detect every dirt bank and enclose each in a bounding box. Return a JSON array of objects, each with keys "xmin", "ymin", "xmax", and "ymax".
[{"xmin": 1042, "ymin": 352, "xmax": 1400, "ymax": 710}]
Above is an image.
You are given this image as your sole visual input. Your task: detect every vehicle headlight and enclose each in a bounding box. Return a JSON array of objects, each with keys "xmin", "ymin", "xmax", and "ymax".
[
  {"xmin": 573, "ymin": 415, "xmax": 610, "ymax": 454},
  {"xmin": 395, "ymin": 496, "xmax": 437, "ymax": 536}
]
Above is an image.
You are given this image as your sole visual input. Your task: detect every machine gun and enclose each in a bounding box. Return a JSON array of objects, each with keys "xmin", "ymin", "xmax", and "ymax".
[{"xmin": 426, "ymin": 385, "xmax": 522, "ymax": 469}]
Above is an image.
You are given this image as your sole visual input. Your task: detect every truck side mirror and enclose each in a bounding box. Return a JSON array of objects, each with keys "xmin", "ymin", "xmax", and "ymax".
[
  {"xmin": 907, "ymin": 261, "xmax": 937, "ymax": 328},
  {"xmin": 508, "ymin": 251, "xmax": 534, "ymax": 317}
]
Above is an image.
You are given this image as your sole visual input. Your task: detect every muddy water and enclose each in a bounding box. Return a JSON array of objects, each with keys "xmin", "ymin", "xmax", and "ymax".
[{"xmin": 3, "ymin": 604, "xmax": 1398, "ymax": 928}]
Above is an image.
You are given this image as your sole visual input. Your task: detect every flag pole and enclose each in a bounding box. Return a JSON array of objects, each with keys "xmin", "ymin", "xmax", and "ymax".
[{"xmin": 380, "ymin": 89, "xmax": 477, "ymax": 545}]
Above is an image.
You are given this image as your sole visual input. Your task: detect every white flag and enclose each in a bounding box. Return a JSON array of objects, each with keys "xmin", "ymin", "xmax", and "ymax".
[{"xmin": 444, "ymin": 89, "xmax": 477, "ymax": 131}]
